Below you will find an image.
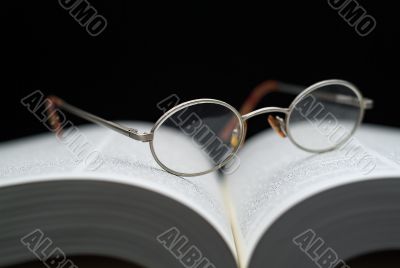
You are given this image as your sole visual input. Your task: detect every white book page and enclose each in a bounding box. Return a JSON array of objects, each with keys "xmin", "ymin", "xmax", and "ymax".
[
  {"xmin": 225, "ymin": 124, "xmax": 400, "ymax": 266},
  {"xmin": 0, "ymin": 122, "xmax": 236, "ymax": 254}
]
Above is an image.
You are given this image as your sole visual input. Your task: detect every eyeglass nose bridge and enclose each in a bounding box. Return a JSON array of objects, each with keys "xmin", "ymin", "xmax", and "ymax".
[{"xmin": 242, "ymin": 107, "xmax": 289, "ymax": 138}]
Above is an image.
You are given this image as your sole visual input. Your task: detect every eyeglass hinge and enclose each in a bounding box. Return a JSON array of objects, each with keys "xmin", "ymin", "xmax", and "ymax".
[
  {"xmin": 363, "ymin": 98, "xmax": 374, "ymax": 109},
  {"xmin": 127, "ymin": 128, "xmax": 153, "ymax": 142}
]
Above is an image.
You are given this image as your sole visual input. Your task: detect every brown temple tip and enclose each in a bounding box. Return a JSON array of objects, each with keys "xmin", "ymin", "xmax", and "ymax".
[
  {"xmin": 46, "ymin": 95, "xmax": 64, "ymax": 135},
  {"xmin": 268, "ymin": 115, "xmax": 286, "ymax": 138},
  {"xmin": 220, "ymin": 80, "xmax": 281, "ymax": 142},
  {"xmin": 239, "ymin": 80, "xmax": 279, "ymax": 115},
  {"xmin": 48, "ymin": 95, "xmax": 63, "ymax": 106}
]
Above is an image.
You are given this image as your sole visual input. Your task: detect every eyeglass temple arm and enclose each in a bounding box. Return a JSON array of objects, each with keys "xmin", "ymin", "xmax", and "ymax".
[
  {"xmin": 240, "ymin": 80, "xmax": 373, "ymax": 115},
  {"xmin": 277, "ymin": 82, "xmax": 374, "ymax": 109},
  {"xmin": 47, "ymin": 96, "xmax": 153, "ymax": 142}
]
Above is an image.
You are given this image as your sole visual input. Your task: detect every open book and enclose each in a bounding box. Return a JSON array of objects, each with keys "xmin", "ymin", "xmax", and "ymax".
[{"xmin": 1, "ymin": 122, "xmax": 400, "ymax": 268}]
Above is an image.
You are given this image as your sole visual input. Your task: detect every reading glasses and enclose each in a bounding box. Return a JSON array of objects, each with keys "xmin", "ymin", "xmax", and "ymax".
[{"xmin": 47, "ymin": 79, "xmax": 373, "ymax": 177}]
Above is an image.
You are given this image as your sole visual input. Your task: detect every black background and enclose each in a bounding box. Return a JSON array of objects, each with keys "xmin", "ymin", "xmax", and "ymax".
[
  {"xmin": 4, "ymin": 0, "xmax": 399, "ymax": 142},
  {"xmin": 3, "ymin": 1, "xmax": 400, "ymax": 267}
]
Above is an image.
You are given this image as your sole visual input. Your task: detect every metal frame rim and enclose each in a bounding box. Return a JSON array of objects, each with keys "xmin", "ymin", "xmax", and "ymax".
[
  {"xmin": 285, "ymin": 79, "xmax": 365, "ymax": 153},
  {"xmin": 149, "ymin": 98, "xmax": 246, "ymax": 177}
]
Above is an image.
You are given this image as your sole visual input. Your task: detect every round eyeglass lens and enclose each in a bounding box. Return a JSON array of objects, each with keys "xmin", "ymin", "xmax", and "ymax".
[
  {"xmin": 287, "ymin": 83, "xmax": 363, "ymax": 152},
  {"xmin": 151, "ymin": 101, "xmax": 243, "ymax": 175}
]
